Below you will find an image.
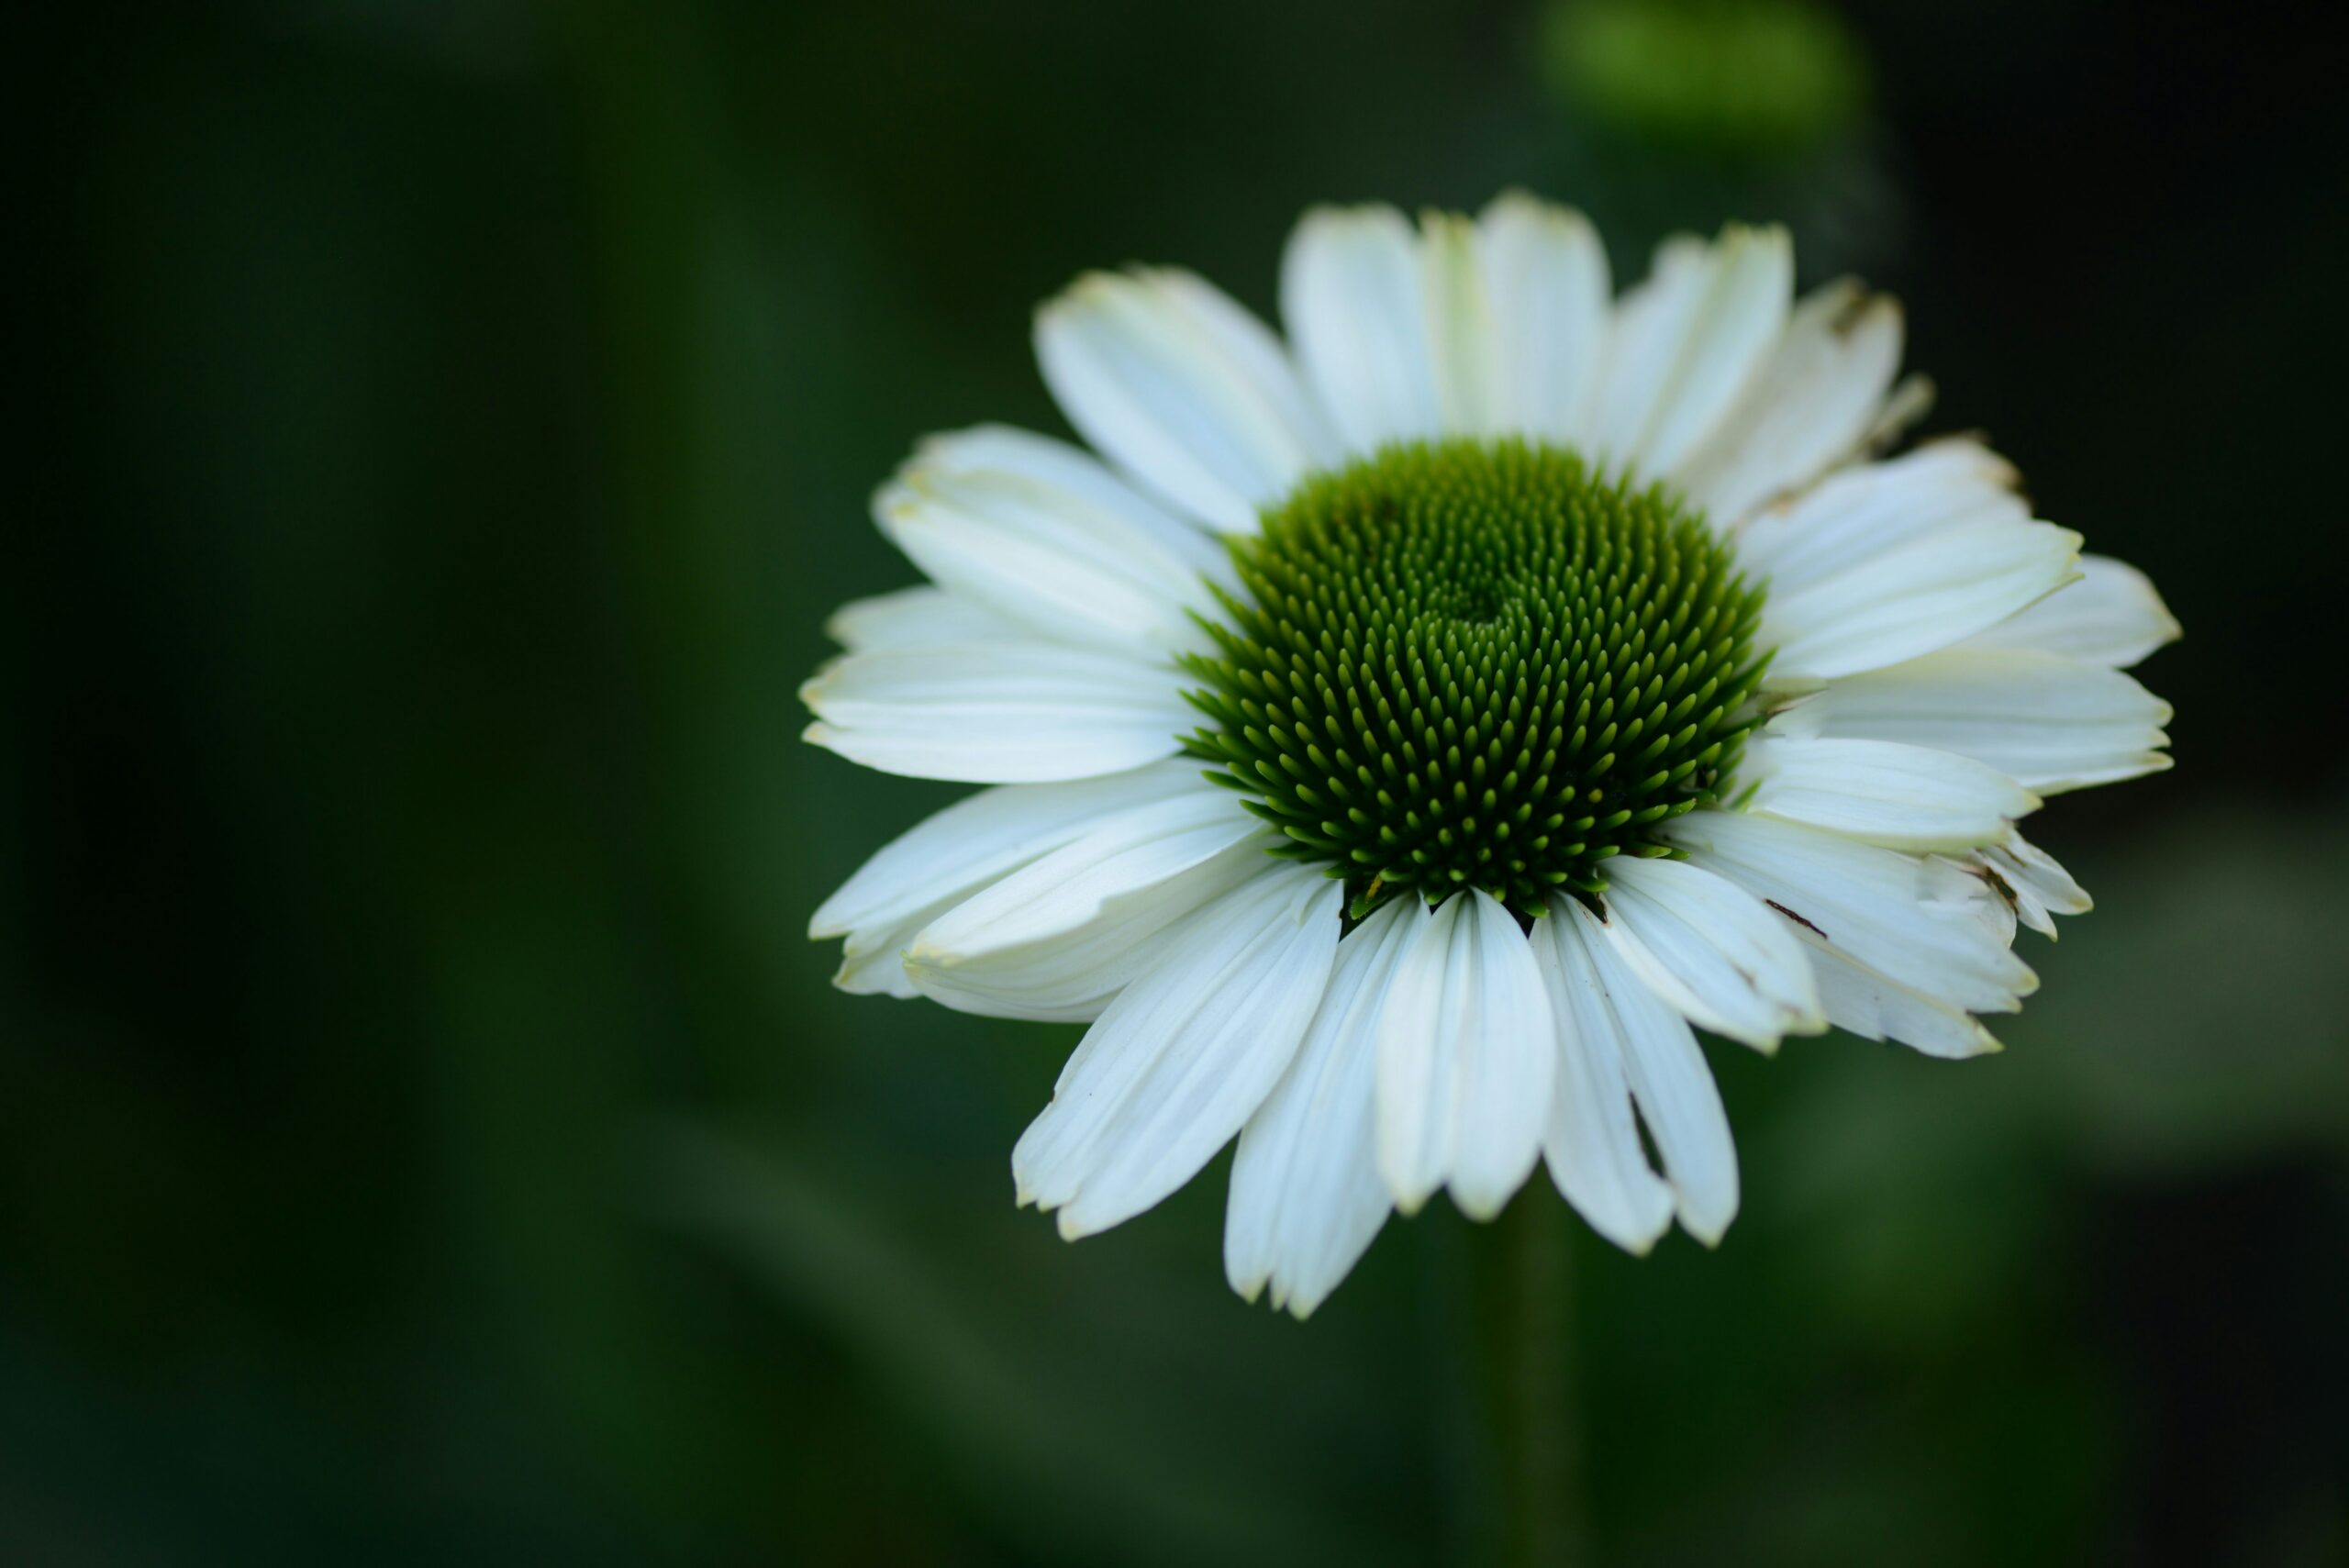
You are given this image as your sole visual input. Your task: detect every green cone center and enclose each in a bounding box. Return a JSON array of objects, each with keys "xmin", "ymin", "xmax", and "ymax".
[{"xmin": 1182, "ymin": 438, "xmax": 1768, "ymax": 920}]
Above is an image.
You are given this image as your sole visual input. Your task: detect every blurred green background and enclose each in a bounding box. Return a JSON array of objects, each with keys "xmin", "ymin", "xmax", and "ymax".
[{"xmin": 12, "ymin": 0, "xmax": 2347, "ymax": 1562}]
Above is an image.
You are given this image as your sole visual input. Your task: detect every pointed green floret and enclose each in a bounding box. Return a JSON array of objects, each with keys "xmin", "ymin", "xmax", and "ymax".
[{"xmin": 1182, "ymin": 438, "xmax": 1769, "ymax": 922}]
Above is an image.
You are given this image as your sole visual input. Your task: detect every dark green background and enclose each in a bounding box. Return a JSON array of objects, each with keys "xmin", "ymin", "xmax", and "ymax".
[{"xmin": 12, "ymin": 1, "xmax": 2346, "ymax": 1563}]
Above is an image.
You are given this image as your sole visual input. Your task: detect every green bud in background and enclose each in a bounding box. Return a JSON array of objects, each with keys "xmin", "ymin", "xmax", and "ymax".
[{"xmin": 1540, "ymin": 0, "xmax": 1873, "ymax": 161}]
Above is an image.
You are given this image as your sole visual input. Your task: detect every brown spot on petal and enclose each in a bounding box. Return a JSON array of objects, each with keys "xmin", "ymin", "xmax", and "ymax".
[{"xmin": 1765, "ymin": 899, "xmax": 1828, "ymax": 940}]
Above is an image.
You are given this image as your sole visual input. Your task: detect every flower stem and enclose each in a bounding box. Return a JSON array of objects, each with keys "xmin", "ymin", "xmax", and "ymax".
[{"xmin": 1485, "ymin": 1194, "xmax": 1586, "ymax": 1568}]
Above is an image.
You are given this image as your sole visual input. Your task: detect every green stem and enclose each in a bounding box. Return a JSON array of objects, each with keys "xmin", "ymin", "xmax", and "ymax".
[{"xmin": 1487, "ymin": 1195, "xmax": 1586, "ymax": 1568}]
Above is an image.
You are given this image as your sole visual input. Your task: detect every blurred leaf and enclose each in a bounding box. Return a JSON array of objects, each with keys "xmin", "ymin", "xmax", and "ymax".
[{"xmin": 643, "ymin": 1118, "xmax": 1435, "ymax": 1567}]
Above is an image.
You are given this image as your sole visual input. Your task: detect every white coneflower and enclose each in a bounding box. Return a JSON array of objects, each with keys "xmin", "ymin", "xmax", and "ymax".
[{"xmin": 805, "ymin": 195, "xmax": 2176, "ymax": 1318}]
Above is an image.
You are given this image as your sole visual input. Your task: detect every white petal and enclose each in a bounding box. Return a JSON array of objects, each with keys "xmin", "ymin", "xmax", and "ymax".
[
  {"xmin": 1967, "ymin": 867, "xmax": 2021, "ymax": 947},
  {"xmin": 1540, "ymin": 898, "xmax": 1739, "ymax": 1245},
  {"xmin": 1224, "ymin": 897, "xmax": 1416, "ymax": 1318},
  {"xmin": 1660, "ymin": 809, "xmax": 2035, "ymax": 1024},
  {"xmin": 1996, "ymin": 832, "xmax": 2090, "ymax": 914},
  {"xmin": 1760, "ymin": 517, "xmax": 2083, "ymax": 684},
  {"xmin": 1138, "ymin": 271, "xmax": 1341, "ymax": 488},
  {"xmin": 905, "ymin": 791, "xmax": 1270, "ymax": 1022},
  {"xmin": 1012, "ymin": 865, "xmax": 1344, "ymax": 1238},
  {"xmin": 1373, "ymin": 891, "xmax": 1554, "ymax": 1219},
  {"xmin": 1861, "ymin": 371, "xmax": 1936, "ymax": 450},
  {"xmin": 1475, "ymin": 192, "xmax": 1609, "ymax": 447},
  {"xmin": 1770, "ymin": 647, "xmax": 2173, "ymax": 795},
  {"xmin": 1734, "ymin": 439, "xmax": 2024, "ymax": 595},
  {"xmin": 1530, "ymin": 906, "xmax": 1675, "ymax": 1253},
  {"xmin": 1419, "ymin": 211, "xmax": 1501, "ymax": 436},
  {"xmin": 1740, "ymin": 734, "xmax": 2040, "ymax": 852},
  {"xmin": 1672, "ymin": 281, "xmax": 1905, "ymax": 525},
  {"xmin": 1979, "ymin": 831, "xmax": 2092, "ymax": 939},
  {"xmin": 1785, "ymin": 923, "xmax": 2004, "ymax": 1059},
  {"xmin": 912, "ymin": 424, "xmax": 1230, "ymax": 564},
  {"xmin": 1958, "ymin": 553, "xmax": 2180, "ymax": 669},
  {"xmin": 824, "ymin": 585, "xmax": 1027, "ymax": 651},
  {"xmin": 811, "ymin": 760, "xmax": 1217, "ymax": 996},
  {"xmin": 1281, "ymin": 205, "xmax": 1443, "ymax": 456},
  {"xmin": 1035, "ymin": 269, "xmax": 1333, "ymax": 535},
  {"xmin": 874, "ymin": 459, "xmax": 1219, "ymax": 658},
  {"xmin": 1587, "ymin": 226, "xmax": 1792, "ymax": 479},
  {"xmin": 1597, "ymin": 855, "xmax": 1826, "ymax": 1049},
  {"xmin": 801, "ymin": 640, "xmax": 1194, "ymax": 784}
]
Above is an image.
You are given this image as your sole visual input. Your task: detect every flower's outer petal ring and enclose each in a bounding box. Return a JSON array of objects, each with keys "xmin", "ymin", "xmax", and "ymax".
[
  {"xmin": 906, "ymin": 793, "xmax": 1271, "ymax": 1022},
  {"xmin": 1224, "ymin": 897, "xmax": 1417, "ymax": 1318},
  {"xmin": 1673, "ymin": 279, "xmax": 1904, "ymax": 527},
  {"xmin": 1586, "ymin": 225, "xmax": 1792, "ymax": 480},
  {"xmin": 1741, "ymin": 735, "xmax": 2040, "ymax": 853},
  {"xmin": 1540, "ymin": 898, "xmax": 1740, "ymax": 1245},
  {"xmin": 1475, "ymin": 191, "xmax": 1610, "ymax": 448},
  {"xmin": 811, "ymin": 761, "xmax": 1222, "ymax": 995},
  {"xmin": 802, "ymin": 640, "xmax": 1196, "ymax": 784},
  {"xmin": 1531, "ymin": 904, "xmax": 1677, "ymax": 1253},
  {"xmin": 1013, "ymin": 864, "xmax": 1344, "ymax": 1239},
  {"xmin": 1735, "ymin": 439, "xmax": 2023, "ymax": 594},
  {"xmin": 1598, "ymin": 856, "xmax": 1827, "ymax": 1050},
  {"xmin": 824, "ymin": 584, "xmax": 1028, "ymax": 652},
  {"xmin": 1281, "ymin": 204, "xmax": 1446, "ymax": 457},
  {"xmin": 1760, "ymin": 517, "xmax": 2084, "ymax": 684},
  {"xmin": 1373, "ymin": 890, "xmax": 1554, "ymax": 1220},
  {"xmin": 1769, "ymin": 648, "xmax": 2173, "ymax": 795},
  {"xmin": 1957, "ymin": 553, "xmax": 2181, "ymax": 669},
  {"xmin": 1661, "ymin": 810, "xmax": 2035, "ymax": 1020},
  {"xmin": 874, "ymin": 462, "xmax": 1219, "ymax": 659},
  {"xmin": 1036, "ymin": 269, "xmax": 1333, "ymax": 536}
]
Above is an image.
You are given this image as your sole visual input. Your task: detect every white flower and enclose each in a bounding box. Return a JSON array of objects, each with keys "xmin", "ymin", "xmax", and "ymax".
[{"xmin": 805, "ymin": 195, "xmax": 2176, "ymax": 1318}]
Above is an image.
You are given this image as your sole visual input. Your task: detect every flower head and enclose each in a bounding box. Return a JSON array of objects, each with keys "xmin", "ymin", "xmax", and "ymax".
[{"xmin": 805, "ymin": 195, "xmax": 2176, "ymax": 1317}]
